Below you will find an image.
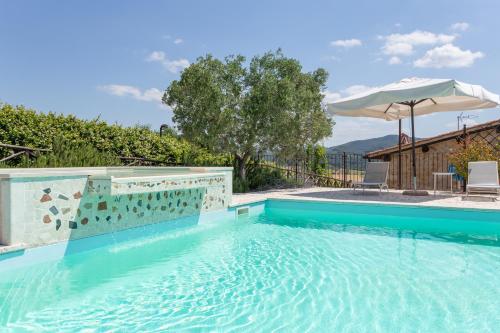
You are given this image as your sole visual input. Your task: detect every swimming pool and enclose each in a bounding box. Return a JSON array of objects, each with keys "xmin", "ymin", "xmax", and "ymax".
[{"xmin": 1, "ymin": 199, "xmax": 499, "ymax": 332}]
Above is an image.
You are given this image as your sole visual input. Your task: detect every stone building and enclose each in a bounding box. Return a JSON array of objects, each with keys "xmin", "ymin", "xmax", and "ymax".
[{"xmin": 365, "ymin": 119, "xmax": 500, "ymax": 191}]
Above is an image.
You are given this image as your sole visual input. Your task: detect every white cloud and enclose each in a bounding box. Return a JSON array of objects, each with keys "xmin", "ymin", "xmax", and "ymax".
[
  {"xmin": 383, "ymin": 42, "xmax": 414, "ymax": 56},
  {"xmin": 322, "ymin": 90, "xmax": 341, "ymax": 103},
  {"xmin": 146, "ymin": 51, "xmax": 190, "ymax": 73},
  {"xmin": 322, "ymin": 84, "xmax": 375, "ymax": 104},
  {"xmin": 147, "ymin": 51, "xmax": 166, "ymax": 62},
  {"xmin": 450, "ymin": 22, "xmax": 469, "ymax": 32},
  {"xmin": 330, "ymin": 39, "xmax": 362, "ymax": 48},
  {"xmin": 388, "ymin": 56, "xmax": 402, "ymax": 65},
  {"xmin": 381, "ymin": 30, "xmax": 456, "ymax": 56},
  {"xmin": 98, "ymin": 85, "xmax": 163, "ymax": 103},
  {"xmin": 162, "ymin": 35, "xmax": 184, "ymax": 44},
  {"xmin": 341, "ymin": 85, "xmax": 374, "ymax": 96},
  {"xmin": 413, "ymin": 44, "xmax": 484, "ymax": 68}
]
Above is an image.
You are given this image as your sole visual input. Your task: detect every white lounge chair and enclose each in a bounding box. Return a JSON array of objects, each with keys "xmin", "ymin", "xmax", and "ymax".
[
  {"xmin": 353, "ymin": 162, "xmax": 390, "ymax": 194},
  {"xmin": 466, "ymin": 161, "xmax": 500, "ymax": 196}
]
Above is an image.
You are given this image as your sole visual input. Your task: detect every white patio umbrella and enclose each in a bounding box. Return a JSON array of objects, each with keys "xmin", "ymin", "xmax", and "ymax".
[{"xmin": 327, "ymin": 77, "xmax": 500, "ymax": 194}]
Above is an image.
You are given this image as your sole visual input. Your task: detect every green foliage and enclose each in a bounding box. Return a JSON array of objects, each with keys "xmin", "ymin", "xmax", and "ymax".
[
  {"xmin": 232, "ymin": 162, "xmax": 297, "ymax": 193},
  {"xmin": 448, "ymin": 139, "xmax": 499, "ymax": 180},
  {"xmin": 164, "ymin": 50, "xmax": 333, "ymax": 180},
  {"xmin": 0, "ymin": 102, "xmax": 228, "ymax": 167},
  {"xmin": 232, "ymin": 177, "xmax": 250, "ymax": 193},
  {"xmin": 10, "ymin": 138, "xmax": 121, "ymax": 168},
  {"xmin": 306, "ymin": 145, "xmax": 327, "ymax": 176},
  {"xmin": 247, "ymin": 166, "xmax": 295, "ymax": 190}
]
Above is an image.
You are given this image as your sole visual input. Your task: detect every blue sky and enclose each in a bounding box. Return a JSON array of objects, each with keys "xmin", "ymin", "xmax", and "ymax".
[{"xmin": 1, "ymin": 0, "xmax": 499, "ymax": 145}]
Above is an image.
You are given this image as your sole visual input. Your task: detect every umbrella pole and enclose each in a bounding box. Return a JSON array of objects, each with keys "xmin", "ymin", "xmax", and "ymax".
[
  {"xmin": 402, "ymin": 99, "xmax": 428, "ymax": 196},
  {"xmin": 410, "ymin": 103, "xmax": 417, "ymax": 191},
  {"xmin": 398, "ymin": 119, "xmax": 402, "ymax": 189}
]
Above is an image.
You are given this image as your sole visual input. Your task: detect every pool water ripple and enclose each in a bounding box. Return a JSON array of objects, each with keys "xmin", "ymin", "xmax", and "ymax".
[{"xmin": 0, "ymin": 205, "xmax": 499, "ymax": 332}]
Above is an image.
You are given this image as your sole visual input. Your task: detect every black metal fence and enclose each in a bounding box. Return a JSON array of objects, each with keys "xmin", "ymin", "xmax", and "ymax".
[
  {"xmin": 256, "ymin": 153, "xmax": 367, "ymax": 188},
  {"xmin": 256, "ymin": 152, "xmax": 468, "ymax": 191}
]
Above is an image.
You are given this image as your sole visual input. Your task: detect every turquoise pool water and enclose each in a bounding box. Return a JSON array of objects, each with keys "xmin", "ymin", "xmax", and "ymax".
[{"xmin": 1, "ymin": 200, "xmax": 499, "ymax": 332}]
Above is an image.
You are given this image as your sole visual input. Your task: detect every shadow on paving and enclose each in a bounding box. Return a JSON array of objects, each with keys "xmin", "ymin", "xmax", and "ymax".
[{"xmin": 288, "ymin": 189, "xmax": 455, "ymax": 204}]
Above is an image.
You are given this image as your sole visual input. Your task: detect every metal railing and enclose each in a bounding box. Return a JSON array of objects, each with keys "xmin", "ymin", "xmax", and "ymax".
[
  {"xmin": 119, "ymin": 156, "xmax": 180, "ymax": 167},
  {"xmin": 257, "ymin": 152, "xmax": 467, "ymax": 191},
  {"xmin": 0, "ymin": 143, "xmax": 51, "ymax": 163},
  {"xmin": 256, "ymin": 153, "xmax": 367, "ymax": 188}
]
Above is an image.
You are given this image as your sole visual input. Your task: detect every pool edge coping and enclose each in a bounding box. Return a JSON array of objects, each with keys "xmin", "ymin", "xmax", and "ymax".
[{"xmin": 230, "ymin": 196, "xmax": 500, "ymax": 213}]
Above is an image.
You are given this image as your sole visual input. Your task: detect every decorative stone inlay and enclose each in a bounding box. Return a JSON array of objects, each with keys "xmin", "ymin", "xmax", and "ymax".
[
  {"xmin": 97, "ymin": 201, "xmax": 107, "ymax": 210},
  {"xmin": 58, "ymin": 194, "xmax": 69, "ymax": 200},
  {"xmin": 40, "ymin": 194, "xmax": 52, "ymax": 202},
  {"xmin": 49, "ymin": 206, "xmax": 59, "ymax": 215},
  {"xmin": 36, "ymin": 173, "xmax": 230, "ymax": 236}
]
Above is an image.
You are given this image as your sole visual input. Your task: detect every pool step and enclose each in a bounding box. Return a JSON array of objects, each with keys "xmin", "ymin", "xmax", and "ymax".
[
  {"xmin": 0, "ymin": 243, "xmax": 25, "ymax": 255},
  {"xmin": 87, "ymin": 172, "xmax": 226, "ymax": 195}
]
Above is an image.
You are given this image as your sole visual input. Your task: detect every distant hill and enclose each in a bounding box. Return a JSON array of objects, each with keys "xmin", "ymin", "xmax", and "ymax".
[{"xmin": 328, "ymin": 134, "xmax": 422, "ymax": 155}]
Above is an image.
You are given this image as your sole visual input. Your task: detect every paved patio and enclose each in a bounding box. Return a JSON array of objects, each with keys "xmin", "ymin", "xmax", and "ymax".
[{"xmin": 232, "ymin": 187, "xmax": 500, "ymax": 210}]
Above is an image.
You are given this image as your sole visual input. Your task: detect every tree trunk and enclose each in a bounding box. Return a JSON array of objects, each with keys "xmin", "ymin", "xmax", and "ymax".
[
  {"xmin": 235, "ymin": 153, "xmax": 249, "ymax": 182},
  {"xmin": 239, "ymin": 160, "xmax": 246, "ymax": 181}
]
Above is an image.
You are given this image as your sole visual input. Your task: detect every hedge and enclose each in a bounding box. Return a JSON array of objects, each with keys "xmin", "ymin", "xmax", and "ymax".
[{"xmin": 0, "ymin": 102, "xmax": 230, "ymax": 167}]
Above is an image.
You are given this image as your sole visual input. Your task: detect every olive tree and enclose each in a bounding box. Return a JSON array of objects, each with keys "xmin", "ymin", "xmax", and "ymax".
[{"xmin": 163, "ymin": 50, "xmax": 333, "ymax": 181}]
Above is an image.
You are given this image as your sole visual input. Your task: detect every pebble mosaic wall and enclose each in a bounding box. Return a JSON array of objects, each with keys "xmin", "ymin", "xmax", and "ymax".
[
  {"xmin": 5, "ymin": 172, "xmax": 230, "ymax": 247},
  {"xmin": 38, "ymin": 187, "xmax": 226, "ymax": 236}
]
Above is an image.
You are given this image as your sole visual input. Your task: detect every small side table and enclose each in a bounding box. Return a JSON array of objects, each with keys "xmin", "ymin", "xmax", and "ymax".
[{"xmin": 433, "ymin": 172, "xmax": 454, "ymax": 195}]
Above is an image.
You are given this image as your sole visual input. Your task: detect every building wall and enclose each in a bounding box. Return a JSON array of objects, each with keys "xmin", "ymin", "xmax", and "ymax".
[{"xmin": 382, "ymin": 128, "xmax": 499, "ymax": 190}]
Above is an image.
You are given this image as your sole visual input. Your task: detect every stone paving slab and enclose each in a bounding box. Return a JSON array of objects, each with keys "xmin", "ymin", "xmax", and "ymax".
[{"xmin": 232, "ymin": 187, "xmax": 500, "ymax": 210}]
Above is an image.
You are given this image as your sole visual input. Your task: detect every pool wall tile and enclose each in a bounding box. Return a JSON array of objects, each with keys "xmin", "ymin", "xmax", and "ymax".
[{"xmin": 0, "ymin": 168, "xmax": 232, "ymax": 250}]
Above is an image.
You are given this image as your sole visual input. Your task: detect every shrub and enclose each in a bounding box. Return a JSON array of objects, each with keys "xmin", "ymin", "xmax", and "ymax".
[
  {"xmin": 448, "ymin": 139, "xmax": 499, "ymax": 180},
  {"xmin": 0, "ymin": 102, "xmax": 229, "ymax": 167},
  {"xmin": 12, "ymin": 138, "xmax": 122, "ymax": 168},
  {"xmin": 306, "ymin": 145, "xmax": 328, "ymax": 176}
]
